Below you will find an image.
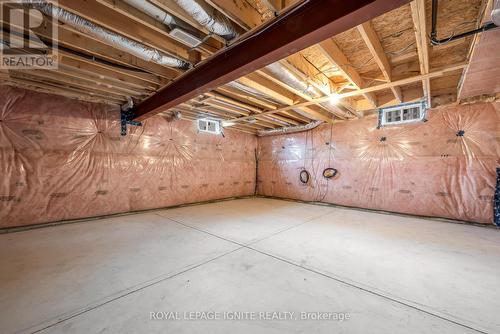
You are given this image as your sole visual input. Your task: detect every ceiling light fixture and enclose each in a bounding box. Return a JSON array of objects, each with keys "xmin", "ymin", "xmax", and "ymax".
[{"xmin": 329, "ymin": 93, "xmax": 340, "ymax": 104}]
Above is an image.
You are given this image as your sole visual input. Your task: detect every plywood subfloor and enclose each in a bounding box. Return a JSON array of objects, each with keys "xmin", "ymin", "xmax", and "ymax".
[{"xmin": 1, "ymin": 198, "xmax": 499, "ymax": 333}]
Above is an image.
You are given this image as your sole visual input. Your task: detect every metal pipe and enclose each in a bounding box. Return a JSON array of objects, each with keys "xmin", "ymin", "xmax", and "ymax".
[
  {"xmin": 431, "ymin": 22, "xmax": 497, "ymax": 46},
  {"xmin": 431, "ymin": 0, "xmax": 438, "ymax": 41},
  {"xmin": 29, "ymin": 1, "xmax": 190, "ymax": 69},
  {"xmin": 430, "ymin": 0, "xmax": 498, "ymax": 46}
]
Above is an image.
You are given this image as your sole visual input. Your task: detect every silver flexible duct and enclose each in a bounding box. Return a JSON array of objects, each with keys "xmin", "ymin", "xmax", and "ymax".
[
  {"xmin": 265, "ymin": 62, "xmax": 322, "ymax": 98},
  {"xmin": 320, "ymin": 100, "xmax": 351, "ymax": 118},
  {"xmin": 493, "ymin": 0, "xmax": 500, "ymax": 27},
  {"xmin": 30, "ymin": 1, "xmax": 190, "ymax": 69},
  {"xmin": 291, "ymin": 108, "xmax": 332, "ymax": 122},
  {"xmin": 123, "ymin": 0, "xmax": 176, "ymax": 26},
  {"xmin": 164, "ymin": 110, "xmax": 182, "ymax": 122},
  {"xmin": 173, "ymin": 0, "xmax": 237, "ymax": 40},
  {"xmin": 121, "ymin": 96, "xmax": 134, "ymax": 111},
  {"xmin": 119, "ymin": 0, "xmax": 341, "ymax": 121},
  {"xmin": 265, "ymin": 62, "xmax": 349, "ymax": 117},
  {"xmin": 257, "ymin": 120, "xmax": 323, "ymax": 137},
  {"xmin": 259, "ymin": 115, "xmax": 290, "ymax": 127},
  {"xmin": 122, "ymin": 0, "xmax": 198, "ymax": 34},
  {"xmin": 226, "ymin": 81, "xmax": 281, "ymax": 105},
  {"xmin": 165, "ymin": 0, "xmax": 345, "ymax": 119},
  {"xmin": 227, "ymin": 82, "xmax": 336, "ymax": 122}
]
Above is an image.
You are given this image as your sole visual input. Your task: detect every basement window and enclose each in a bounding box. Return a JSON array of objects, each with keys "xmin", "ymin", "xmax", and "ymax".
[
  {"xmin": 197, "ymin": 118, "xmax": 221, "ymax": 135},
  {"xmin": 380, "ymin": 101, "xmax": 427, "ymax": 126}
]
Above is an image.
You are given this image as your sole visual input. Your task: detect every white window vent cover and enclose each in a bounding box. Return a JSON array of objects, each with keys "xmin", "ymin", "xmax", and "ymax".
[
  {"xmin": 197, "ymin": 118, "xmax": 221, "ymax": 134},
  {"xmin": 169, "ymin": 28, "xmax": 202, "ymax": 48},
  {"xmin": 380, "ymin": 101, "xmax": 427, "ymax": 126}
]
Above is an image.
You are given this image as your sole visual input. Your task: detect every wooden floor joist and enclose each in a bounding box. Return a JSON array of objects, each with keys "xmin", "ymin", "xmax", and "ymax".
[
  {"xmin": 410, "ymin": 0, "xmax": 431, "ymax": 107},
  {"xmin": 0, "ymin": 0, "xmax": 484, "ymax": 135},
  {"xmin": 318, "ymin": 38, "xmax": 378, "ymax": 108},
  {"xmin": 49, "ymin": 0, "xmax": 193, "ymax": 63},
  {"xmin": 225, "ymin": 64, "xmax": 466, "ymax": 125},
  {"xmin": 357, "ymin": 21, "xmax": 403, "ymax": 103},
  {"xmin": 131, "ymin": 0, "xmax": 409, "ymax": 121}
]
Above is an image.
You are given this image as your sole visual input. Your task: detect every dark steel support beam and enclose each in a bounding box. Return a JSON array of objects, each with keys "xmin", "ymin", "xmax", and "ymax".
[{"xmin": 132, "ymin": 0, "xmax": 409, "ymax": 121}]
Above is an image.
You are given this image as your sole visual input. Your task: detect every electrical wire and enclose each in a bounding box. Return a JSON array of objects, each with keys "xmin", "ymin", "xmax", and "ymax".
[
  {"xmin": 317, "ymin": 123, "xmax": 334, "ymax": 202},
  {"xmin": 386, "ymin": 41, "xmax": 416, "ymax": 56},
  {"xmin": 305, "ymin": 54, "xmax": 376, "ymax": 77}
]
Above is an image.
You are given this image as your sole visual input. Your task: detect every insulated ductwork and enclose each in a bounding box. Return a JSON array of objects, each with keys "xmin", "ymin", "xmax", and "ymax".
[
  {"xmin": 258, "ymin": 115, "xmax": 290, "ymax": 127},
  {"xmin": 123, "ymin": 0, "xmax": 176, "ymax": 26},
  {"xmin": 493, "ymin": 0, "xmax": 500, "ymax": 27},
  {"xmin": 163, "ymin": 110, "xmax": 182, "ymax": 122},
  {"xmin": 121, "ymin": 97, "xmax": 134, "ymax": 112},
  {"xmin": 257, "ymin": 120, "xmax": 323, "ymax": 137},
  {"xmin": 292, "ymin": 108, "xmax": 315, "ymax": 119},
  {"xmin": 165, "ymin": 0, "xmax": 346, "ymax": 118},
  {"xmin": 320, "ymin": 100, "xmax": 351, "ymax": 118},
  {"xmin": 265, "ymin": 62, "xmax": 350, "ymax": 118},
  {"xmin": 227, "ymin": 81, "xmax": 281, "ymax": 105},
  {"xmin": 166, "ymin": 0, "xmax": 347, "ymax": 119},
  {"xmin": 228, "ymin": 81, "xmax": 342, "ymax": 122},
  {"xmin": 172, "ymin": 0, "xmax": 238, "ymax": 40},
  {"xmin": 265, "ymin": 63, "xmax": 322, "ymax": 99},
  {"xmin": 29, "ymin": 1, "xmax": 190, "ymax": 69},
  {"xmin": 122, "ymin": 0, "xmax": 199, "ymax": 36}
]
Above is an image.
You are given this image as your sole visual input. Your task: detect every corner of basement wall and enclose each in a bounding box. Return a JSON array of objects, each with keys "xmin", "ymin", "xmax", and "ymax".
[
  {"xmin": 0, "ymin": 86, "xmax": 258, "ymax": 228},
  {"xmin": 256, "ymin": 101, "xmax": 500, "ymax": 225}
]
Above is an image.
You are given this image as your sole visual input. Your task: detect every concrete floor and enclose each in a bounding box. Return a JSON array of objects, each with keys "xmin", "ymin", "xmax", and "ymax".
[{"xmin": 1, "ymin": 198, "xmax": 499, "ymax": 334}]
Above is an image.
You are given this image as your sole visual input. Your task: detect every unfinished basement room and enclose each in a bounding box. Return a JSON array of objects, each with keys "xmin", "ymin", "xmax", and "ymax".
[{"xmin": 1, "ymin": 0, "xmax": 500, "ymax": 333}]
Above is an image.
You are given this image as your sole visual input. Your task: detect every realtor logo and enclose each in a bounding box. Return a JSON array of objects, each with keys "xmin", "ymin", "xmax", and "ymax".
[{"xmin": 0, "ymin": 0, "xmax": 58, "ymax": 69}]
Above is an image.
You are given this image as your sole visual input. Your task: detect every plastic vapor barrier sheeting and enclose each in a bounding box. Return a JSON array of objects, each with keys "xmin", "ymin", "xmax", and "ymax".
[
  {"xmin": 0, "ymin": 86, "xmax": 257, "ymax": 228},
  {"xmin": 1, "ymin": 86, "xmax": 498, "ymax": 228},
  {"xmin": 257, "ymin": 102, "xmax": 500, "ymax": 224}
]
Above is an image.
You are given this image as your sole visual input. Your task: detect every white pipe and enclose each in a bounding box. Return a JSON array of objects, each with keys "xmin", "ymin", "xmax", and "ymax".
[{"xmin": 29, "ymin": 1, "xmax": 189, "ymax": 69}]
